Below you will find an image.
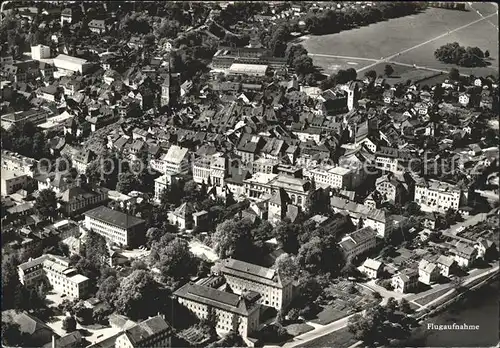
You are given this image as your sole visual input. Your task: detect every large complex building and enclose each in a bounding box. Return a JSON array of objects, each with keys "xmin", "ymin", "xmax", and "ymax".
[
  {"xmin": 115, "ymin": 315, "xmax": 173, "ymax": 348},
  {"xmin": 414, "ymin": 178, "xmax": 464, "ymax": 213},
  {"xmin": 1, "ymin": 150, "xmax": 39, "ymax": 177},
  {"xmin": 84, "ymin": 206, "xmax": 145, "ymax": 247},
  {"xmin": 338, "ymin": 226, "xmax": 378, "ymax": 263},
  {"xmin": 151, "ymin": 145, "xmax": 190, "ymax": 175},
  {"xmin": 18, "ymin": 254, "xmax": 89, "ymax": 299},
  {"xmin": 1, "ymin": 168, "xmax": 29, "ymax": 195},
  {"xmin": 305, "ymin": 165, "xmax": 354, "ymax": 190},
  {"xmin": 174, "ymin": 282, "xmax": 260, "ymax": 339},
  {"xmin": 53, "ymin": 54, "xmax": 90, "ymax": 76},
  {"xmin": 218, "ymin": 258, "xmax": 293, "ymax": 310},
  {"xmin": 1, "ymin": 108, "xmax": 50, "ymax": 129}
]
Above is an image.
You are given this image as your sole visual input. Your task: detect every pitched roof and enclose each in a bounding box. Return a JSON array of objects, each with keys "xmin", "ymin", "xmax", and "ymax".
[
  {"xmin": 362, "ymin": 258, "xmax": 382, "ymax": 271},
  {"xmin": 174, "ymin": 282, "xmax": 256, "ymax": 316},
  {"xmin": 84, "ymin": 206, "xmax": 145, "ymax": 229},
  {"xmin": 123, "ymin": 316, "xmax": 172, "ymax": 346},
  {"xmin": 165, "ymin": 145, "xmax": 189, "ymax": 164},
  {"xmin": 220, "ymin": 258, "xmax": 289, "ymax": 288}
]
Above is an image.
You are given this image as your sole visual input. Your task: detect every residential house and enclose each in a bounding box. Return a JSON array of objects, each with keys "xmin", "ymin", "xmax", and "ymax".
[
  {"xmin": 151, "ymin": 145, "xmax": 190, "ymax": 174},
  {"xmin": 392, "ymin": 268, "xmax": 418, "ymax": 293},
  {"xmin": 418, "ymin": 259, "xmax": 440, "ymax": 285},
  {"xmin": 169, "ymin": 202, "xmax": 194, "ymax": 230},
  {"xmin": 360, "ymin": 258, "xmax": 383, "ymax": 279},
  {"xmin": 453, "ymin": 242, "xmax": 477, "ymax": 269},
  {"xmin": 474, "ymin": 238, "xmax": 496, "ymax": 260},
  {"xmin": 436, "ymin": 255, "xmax": 455, "ymax": 278}
]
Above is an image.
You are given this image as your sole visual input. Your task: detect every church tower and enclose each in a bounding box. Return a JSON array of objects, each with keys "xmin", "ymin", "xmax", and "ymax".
[{"xmin": 161, "ymin": 71, "xmax": 171, "ymax": 107}]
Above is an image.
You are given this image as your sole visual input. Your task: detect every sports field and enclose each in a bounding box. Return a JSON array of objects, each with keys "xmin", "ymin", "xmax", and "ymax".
[{"xmin": 300, "ymin": 4, "xmax": 499, "ymax": 78}]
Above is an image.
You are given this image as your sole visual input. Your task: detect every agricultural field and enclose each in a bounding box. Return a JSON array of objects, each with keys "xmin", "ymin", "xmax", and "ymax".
[{"xmin": 300, "ymin": 5, "xmax": 499, "ymax": 78}]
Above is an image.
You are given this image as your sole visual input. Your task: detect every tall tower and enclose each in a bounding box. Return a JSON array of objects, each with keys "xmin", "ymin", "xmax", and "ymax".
[
  {"xmin": 161, "ymin": 71, "xmax": 171, "ymax": 107},
  {"xmin": 347, "ymin": 81, "xmax": 360, "ymax": 111}
]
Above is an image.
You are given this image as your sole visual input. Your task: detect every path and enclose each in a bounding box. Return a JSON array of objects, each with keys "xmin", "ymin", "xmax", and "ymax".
[
  {"xmin": 357, "ymin": 11, "xmax": 499, "ymax": 72},
  {"xmin": 467, "ymin": 2, "xmax": 499, "ymax": 31},
  {"xmin": 308, "ymin": 53, "xmax": 379, "ymax": 62}
]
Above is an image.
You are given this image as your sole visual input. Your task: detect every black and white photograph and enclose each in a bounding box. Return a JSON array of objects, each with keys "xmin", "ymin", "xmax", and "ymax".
[{"xmin": 0, "ymin": 1, "xmax": 499, "ymax": 348}]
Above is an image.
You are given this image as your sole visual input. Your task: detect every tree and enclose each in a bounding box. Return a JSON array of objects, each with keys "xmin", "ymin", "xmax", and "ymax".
[
  {"xmin": 85, "ymin": 229, "xmax": 109, "ymax": 267},
  {"xmin": 114, "ymin": 270, "xmax": 162, "ymax": 320},
  {"xmin": 273, "ymin": 253, "xmax": 299, "ymax": 280},
  {"xmin": 2, "ymin": 322, "xmax": 25, "ymax": 347},
  {"xmin": 116, "ymin": 172, "xmax": 138, "ymax": 194},
  {"xmin": 485, "ymin": 50, "xmax": 490, "ymax": 58},
  {"xmin": 212, "ymin": 218, "xmax": 253, "ymax": 260},
  {"xmin": 403, "ymin": 201, "xmax": 421, "ymax": 217},
  {"xmin": 449, "ymin": 67, "xmax": 460, "ymax": 81},
  {"xmin": 274, "ymin": 220, "xmax": 301, "ymax": 254},
  {"xmin": 399, "ymin": 298, "xmax": 413, "ymax": 314},
  {"xmin": 62, "ymin": 316, "xmax": 77, "ymax": 332},
  {"xmin": 96, "ymin": 276, "xmax": 119, "ymax": 305},
  {"xmin": 287, "ymin": 308, "xmax": 300, "ymax": 322},
  {"xmin": 286, "ymin": 44, "xmax": 308, "ymax": 65},
  {"xmin": 364, "ymin": 70, "xmax": 377, "ymax": 81},
  {"xmin": 293, "ymin": 54, "xmax": 314, "ymax": 76},
  {"xmin": 297, "ymin": 235, "xmax": 344, "ymax": 275},
  {"xmin": 2, "ymin": 253, "xmax": 21, "ymax": 310},
  {"xmin": 157, "ymin": 238, "xmax": 196, "ymax": 281},
  {"xmin": 384, "ymin": 64, "xmax": 394, "ymax": 77},
  {"xmin": 35, "ymin": 189, "xmax": 58, "ymax": 220}
]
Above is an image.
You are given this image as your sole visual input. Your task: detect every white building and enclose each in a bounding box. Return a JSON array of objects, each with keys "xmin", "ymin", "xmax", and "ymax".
[
  {"xmin": 1, "ymin": 169, "xmax": 29, "ymax": 195},
  {"xmin": 154, "ymin": 172, "xmax": 180, "ymax": 202},
  {"xmin": 306, "ymin": 165, "xmax": 353, "ymax": 189},
  {"xmin": 18, "ymin": 254, "xmax": 89, "ymax": 299},
  {"xmin": 84, "ymin": 206, "xmax": 145, "ymax": 247},
  {"xmin": 1, "ymin": 150, "xmax": 39, "ymax": 177},
  {"xmin": 414, "ymin": 178, "xmax": 463, "ymax": 213},
  {"xmin": 392, "ymin": 269, "xmax": 418, "ymax": 294},
  {"xmin": 53, "ymin": 54, "xmax": 90, "ymax": 76},
  {"xmin": 192, "ymin": 153, "xmax": 226, "ymax": 187},
  {"xmin": 453, "ymin": 242, "xmax": 477, "ymax": 269},
  {"xmin": 418, "ymin": 259, "xmax": 440, "ymax": 285},
  {"xmin": 31, "ymin": 45, "xmax": 51, "ymax": 60},
  {"xmin": 228, "ymin": 63, "xmax": 269, "ymax": 77},
  {"xmin": 360, "ymin": 258, "xmax": 382, "ymax": 279},
  {"xmin": 115, "ymin": 315, "xmax": 172, "ymax": 348},
  {"xmin": 338, "ymin": 227, "xmax": 378, "ymax": 263},
  {"xmin": 151, "ymin": 145, "xmax": 190, "ymax": 175},
  {"xmin": 218, "ymin": 258, "xmax": 293, "ymax": 310},
  {"xmin": 174, "ymin": 282, "xmax": 260, "ymax": 339}
]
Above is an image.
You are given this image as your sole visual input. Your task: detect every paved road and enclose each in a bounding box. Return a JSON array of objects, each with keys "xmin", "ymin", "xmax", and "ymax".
[{"xmin": 358, "ymin": 11, "xmax": 499, "ymax": 72}]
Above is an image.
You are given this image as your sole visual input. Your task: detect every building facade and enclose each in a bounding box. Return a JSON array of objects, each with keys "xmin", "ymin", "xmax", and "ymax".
[
  {"xmin": 84, "ymin": 206, "xmax": 145, "ymax": 247},
  {"xmin": 115, "ymin": 315, "xmax": 172, "ymax": 348},
  {"xmin": 174, "ymin": 282, "xmax": 260, "ymax": 339},
  {"xmin": 218, "ymin": 258, "xmax": 293, "ymax": 310},
  {"xmin": 18, "ymin": 254, "xmax": 89, "ymax": 299},
  {"xmin": 338, "ymin": 227, "xmax": 378, "ymax": 263},
  {"xmin": 414, "ymin": 178, "xmax": 463, "ymax": 213}
]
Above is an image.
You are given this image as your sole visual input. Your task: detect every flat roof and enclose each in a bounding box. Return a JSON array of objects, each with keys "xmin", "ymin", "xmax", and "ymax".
[
  {"xmin": 54, "ymin": 54, "xmax": 88, "ymax": 65},
  {"xmin": 229, "ymin": 63, "xmax": 268, "ymax": 74}
]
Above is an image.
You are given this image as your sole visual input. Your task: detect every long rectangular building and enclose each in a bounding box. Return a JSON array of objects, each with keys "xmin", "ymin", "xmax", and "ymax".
[
  {"xmin": 218, "ymin": 258, "xmax": 293, "ymax": 310},
  {"xmin": 84, "ymin": 206, "xmax": 145, "ymax": 247},
  {"xmin": 173, "ymin": 282, "xmax": 260, "ymax": 338}
]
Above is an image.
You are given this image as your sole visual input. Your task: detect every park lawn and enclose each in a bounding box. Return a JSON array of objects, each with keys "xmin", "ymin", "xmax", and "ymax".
[
  {"xmin": 395, "ymin": 14, "xmax": 499, "ymax": 77},
  {"xmin": 302, "ymin": 327, "xmax": 358, "ymax": 348},
  {"xmin": 307, "ymin": 55, "xmax": 374, "ymax": 76},
  {"xmin": 285, "ymin": 323, "xmax": 315, "ymax": 336},
  {"xmin": 311, "ymin": 304, "xmax": 351, "ymax": 325},
  {"xmin": 301, "ymin": 7, "xmax": 498, "ymax": 76},
  {"xmin": 414, "ymin": 287, "xmax": 453, "ymax": 306}
]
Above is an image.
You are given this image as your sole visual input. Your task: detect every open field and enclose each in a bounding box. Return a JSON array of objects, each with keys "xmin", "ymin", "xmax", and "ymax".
[
  {"xmin": 414, "ymin": 287, "xmax": 452, "ymax": 306},
  {"xmin": 300, "ymin": 6, "xmax": 498, "ymax": 78},
  {"xmin": 301, "ymin": 326, "xmax": 357, "ymax": 348}
]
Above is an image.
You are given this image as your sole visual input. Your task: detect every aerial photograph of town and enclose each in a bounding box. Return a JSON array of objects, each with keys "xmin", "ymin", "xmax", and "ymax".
[{"xmin": 0, "ymin": 1, "xmax": 498, "ymax": 348}]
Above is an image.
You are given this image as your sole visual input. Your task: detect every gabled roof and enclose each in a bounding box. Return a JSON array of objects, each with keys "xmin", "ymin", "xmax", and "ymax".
[
  {"xmin": 220, "ymin": 258, "xmax": 290, "ymax": 288},
  {"xmin": 123, "ymin": 316, "xmax": 172, "ymax": 346}
]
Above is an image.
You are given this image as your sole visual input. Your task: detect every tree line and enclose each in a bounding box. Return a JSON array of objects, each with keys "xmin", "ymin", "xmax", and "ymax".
[{"xmin": 434, "ymin": 42, "xmax": 490, "ymax": 67}]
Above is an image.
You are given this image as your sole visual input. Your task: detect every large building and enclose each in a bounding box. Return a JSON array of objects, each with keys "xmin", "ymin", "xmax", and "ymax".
[
  {"xmin": 173, "ymin": 282, "xmax": 260, "ymax": 339},
  {"xmin": 338, "ymin": 226, "xmax": 378, "ymax": 263},
  {"xmin": 192, "ymin": 153, "xmax": 227, "ymax": 186},
  {"xmin": 228, "ymin": 63, "xmax": 269, "ymax": 77},
  {"xmin": 1, "ymin": 150, "xmax": 39, "ymax": 177},
  {"xmin": 414, "ymin": 178, "xmax": 464, "ymax": 213},
  {"xmin": 1, "ymin": 108, "xmax": 50, "ymax": 129},
  {"xmin": 1, "ymin": 168, "xmax": 29, "ymax": 195},
  {"xmin": 53, "ymin": 54, "xmax": 90, "ymax": 76},
  {"xmin": 58, "ymin": 186, "xmax": 108, "ymax": 216},
  {"xmin": 31, "ymin": 44, "xmax": 51, "ymax": 60},
  {"xmin": 18, "ymin": 254, "xmax": 89, "ymax": 299},
  {"xmin": 218, "ymin": 258, "xmax": 293, "ymax": 310},
  {"xmin": 115, "ymin": 315, "xmax": 173, "ymax": 348},
  {"xmin": 151, "ymin": 145, "xmax": 190, "ymax": 175},
  {"xmin": 306, "ymin": 165, "xmax": 353, "ymax": 190},
  {"xmin": 84, "ymin": 206, "xmax": 145, "ymax": 247}
]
